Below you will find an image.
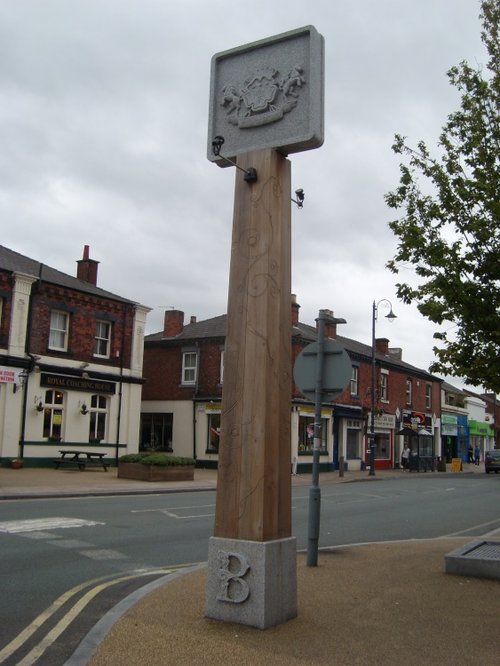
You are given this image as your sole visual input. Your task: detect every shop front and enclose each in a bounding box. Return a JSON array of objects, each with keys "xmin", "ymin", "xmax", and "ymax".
[{"xmin": 365, "ymin": 412, "xmax": 396, "ymax": 470}]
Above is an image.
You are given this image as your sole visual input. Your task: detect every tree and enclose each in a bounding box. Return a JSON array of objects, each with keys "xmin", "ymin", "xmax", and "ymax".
[{"xmin": 385, "ymin": 0, "xmax": 500, "ymax": 393}]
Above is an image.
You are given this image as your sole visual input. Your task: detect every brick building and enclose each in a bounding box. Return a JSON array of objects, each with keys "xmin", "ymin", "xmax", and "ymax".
[
  {"xmin": 0, "ymin": 245, "xmax": 150, "ymax": 466},
  {"xmin": 142, "ymin": 295, "xmax": 442, "ymax": 472}
]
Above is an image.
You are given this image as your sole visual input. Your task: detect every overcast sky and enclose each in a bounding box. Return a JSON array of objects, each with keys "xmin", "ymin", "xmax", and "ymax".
[{"xmin": 0, "ymin": 0, "xmax": 488, "ymax": 391}]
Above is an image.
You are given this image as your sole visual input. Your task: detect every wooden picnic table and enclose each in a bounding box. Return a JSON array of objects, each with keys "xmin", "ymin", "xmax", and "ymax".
[{"xmin": 54, "ymin": 449, "xmax": 109, "ymax": 471}]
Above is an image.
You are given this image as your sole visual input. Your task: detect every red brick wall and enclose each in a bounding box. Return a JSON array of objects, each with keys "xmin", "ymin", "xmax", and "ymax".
[{"xmin": 28, "ymin": 283, "xmax": 135, "ymax": 368}]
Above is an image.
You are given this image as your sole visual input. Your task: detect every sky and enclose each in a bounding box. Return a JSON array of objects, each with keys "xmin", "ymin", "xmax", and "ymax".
[{"xmin": 0, "ymin": 0, "xmax": 488, "ymax": 391}]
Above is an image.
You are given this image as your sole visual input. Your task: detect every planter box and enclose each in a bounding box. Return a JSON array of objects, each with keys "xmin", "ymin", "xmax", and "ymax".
[{"xmin": 117, "ymin": 462, "xmax": 195, "ymax": 482}]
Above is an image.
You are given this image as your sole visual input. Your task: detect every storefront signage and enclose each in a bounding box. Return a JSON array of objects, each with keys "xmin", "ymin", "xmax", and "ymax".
[
  {"xmin": 299, "ymin": 405, "xmax": 332, "ymax": 418},
  {"xmin": 41, "ymin": 373, "xmax": 116, "ymax": 394},
  {"xmin": 372, "ymin": 413, "xmax": 396, "ymax": 429},
  {"xmin": 0, "ymin": 366, "xmax": 17, "ymax": 383},
  {"xmin": 402, "ymin": 410, "xmax": 426, "ymax": 430}
]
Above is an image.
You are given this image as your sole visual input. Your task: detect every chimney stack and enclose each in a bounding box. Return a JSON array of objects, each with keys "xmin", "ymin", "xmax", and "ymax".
[
  {"xmin": 317, "ymin": 309, "xmax": 338, "ymax": 339},
  {"xmin": 375, "ymin": 338, "xmax": 390, "ymax": 355},
  {"xmin": 76, "ymin": 245, "xmax": 99, "ymax": 286},
  {"xmin": 164, "ymin": 310, "xmax": 184, "ymax": 337}
]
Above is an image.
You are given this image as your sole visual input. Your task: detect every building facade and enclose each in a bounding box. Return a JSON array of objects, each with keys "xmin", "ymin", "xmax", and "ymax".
[
  {"xmin": 0, "ymin": 245, "xmax": 150, "ymax": 466},
  {"xmin": 142, "ymin": 296, "xmax": 443, "ymax": 472}
]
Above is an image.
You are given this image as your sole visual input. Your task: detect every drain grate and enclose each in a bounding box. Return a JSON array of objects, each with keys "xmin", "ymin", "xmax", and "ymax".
[
  {"xmin": 464, "ymin": 542, "xmax": 500, "ymax": 560},
  {"xmin": 445, "ymin": 540, "xmax": 500, "ymax": 580}
]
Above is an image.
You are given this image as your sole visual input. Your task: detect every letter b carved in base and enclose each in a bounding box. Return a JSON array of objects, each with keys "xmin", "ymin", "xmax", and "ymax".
[{"xmin": 216, "ymin": 550, "xmax": 250, "ymax": 604}]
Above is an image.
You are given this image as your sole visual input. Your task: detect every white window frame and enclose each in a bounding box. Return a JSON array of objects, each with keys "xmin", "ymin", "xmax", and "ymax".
[
  {"xmin": 94, "ymin": 320, "xmax": 111, "ymax": 358},
  {"xmin": 219, "ymin": 349, "xmax": 224, "ymax": 385},
  {"xmin": 43, "ymin": 389, "xmax": 65, "ymax": 439},
  {"xmin": 425, "ymin": 383, "xmax": 432, "ymax": 410},
  {"xmin": 380, "ymin": 370, "xmax": 389, "ymax": 402},
  {"xmin": 350, "ymin": 365, "xmax": 359, "ymax": 396},
  {"xmin": 405, "ymin": 378, "xmax": 413, "ymax": 406},
  {"xmin": 49, "ymin": 310, "xmax": 69, "ymax": 351},
  {"xmin": 89, "ymin": 394, "xmax": 108, "ymax": 441},
  {"xmin": 182, "ymin": 351, "xmax": 198, "ymax": 385}
]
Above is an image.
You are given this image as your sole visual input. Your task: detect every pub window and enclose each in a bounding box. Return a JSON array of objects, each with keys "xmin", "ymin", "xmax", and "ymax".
[
  {"xmin": 89, "ymin": 395, "xmax": 107, "ymax": 442},
  {"xmin": 49, "ymin": 310, "xmax": 69, "ymax": 351},
  {"xmin": 94, "ymin": 320, "xmax": 111, "ymax": 358},
  {"xmin": 43, "ymin": 390, "xmax": 64, "ymax": 440},
  {"xmin": 207, "ymin": 413, "xmax": 221, "ymax": 452},
  {"xmin": 140, "ymin": 413, "xmax": 173, "ymax": 451},
  {"xmin": 298, "ymin": 415, "xmax": 328, "ymax": 454}
]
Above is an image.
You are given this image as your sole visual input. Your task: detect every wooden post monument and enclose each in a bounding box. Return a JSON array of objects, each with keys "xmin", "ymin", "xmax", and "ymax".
[{"xmin": 205, "ymin": 26, "xmax": 324, "ymax": 629}]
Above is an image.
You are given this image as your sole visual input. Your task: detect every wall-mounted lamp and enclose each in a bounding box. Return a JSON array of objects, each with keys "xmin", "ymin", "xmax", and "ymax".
[
  {"xmin": 35, "ymin": 400, "xmax": 44, "ymax": 413},
  {"xmin": 13, "ymin": 368, "xmax": 30, "ymax": 393},
  {"xmin": 211, "ymin": 135, "xmax": 257, "ymax": 182},
  {"xmin": 79, "ymin": 402, "xmax": 89, "ymax": 415},
  {"xmin": 291, "ymin": 188, "xmax": 305, "ymax": 208}
]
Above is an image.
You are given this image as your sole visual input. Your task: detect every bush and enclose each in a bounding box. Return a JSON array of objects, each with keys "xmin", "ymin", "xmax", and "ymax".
[{"xmin": 119, "ymin": 453, "xmax": 195, "ymax": 466}]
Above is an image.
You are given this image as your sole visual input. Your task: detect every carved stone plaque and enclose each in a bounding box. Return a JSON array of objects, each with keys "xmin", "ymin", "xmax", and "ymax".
[{"xmin": 207, "ymin": 25, "xmax": 324, "ymax": 165}]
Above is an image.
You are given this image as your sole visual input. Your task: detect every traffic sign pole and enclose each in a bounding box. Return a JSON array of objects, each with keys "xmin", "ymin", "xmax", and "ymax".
[
  {"xmin": 293, "ymin": 312, "xmax": 351, "ymax": 568},
  {"xmin": 307, "ymin": 312, "xmax": 325, "ymax": 566}
]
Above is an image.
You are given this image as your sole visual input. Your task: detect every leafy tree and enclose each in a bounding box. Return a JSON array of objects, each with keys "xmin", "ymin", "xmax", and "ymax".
[{"xmin": 385, "ymin": 0, "xmax": 500, "ymax": 393}]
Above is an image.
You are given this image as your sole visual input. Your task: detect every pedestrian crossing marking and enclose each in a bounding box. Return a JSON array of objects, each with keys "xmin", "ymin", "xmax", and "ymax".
[{"xmin": 0, "ymin": 517, "xmax": 104, "ymax": 533}]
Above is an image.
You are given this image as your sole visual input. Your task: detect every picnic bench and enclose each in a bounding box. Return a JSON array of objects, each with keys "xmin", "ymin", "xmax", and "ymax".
[{"xmin": 54, "ymin": 450, "xmax": 109, "ymax": 471}]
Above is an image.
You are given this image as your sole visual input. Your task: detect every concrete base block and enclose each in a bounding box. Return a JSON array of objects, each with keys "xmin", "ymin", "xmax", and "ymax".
[
  {"xmin": 204, "ymin": 536, "xmax": 297, "ymax": 629},
  {"xmin": 445, "ymin": 540, "xmax": 500, "ymax": 580}
]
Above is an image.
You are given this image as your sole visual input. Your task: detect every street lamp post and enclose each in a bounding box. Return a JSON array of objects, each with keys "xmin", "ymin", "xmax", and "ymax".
[{"xmin": 369, "ymin": 299, "xmax": 397, "ymax": 476}]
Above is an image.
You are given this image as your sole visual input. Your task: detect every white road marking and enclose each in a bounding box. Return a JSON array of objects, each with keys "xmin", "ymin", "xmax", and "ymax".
[
  {"xmin": 49, "ymin": 539, "xmax": 93, "ymax": 549},
  {"xmin": 131, "ymin": 504, "xmax": 215, "ymax": 519},
  {"xmin": 0, "ymin": 518, "xmax": 104, "ymax": 534},
  {"xmin": 79, "ymin": 549, "xmax": 127, "ymax": 560}
]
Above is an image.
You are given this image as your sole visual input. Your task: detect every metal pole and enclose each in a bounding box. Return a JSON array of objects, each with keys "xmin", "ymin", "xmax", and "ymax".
[
  {"xmin": 307, "ymin": 311, "xmax": 325, "ymax": 566},
  {"xmin": 369, "ymin": 300, "xmax": 376, "ymax": 476}
]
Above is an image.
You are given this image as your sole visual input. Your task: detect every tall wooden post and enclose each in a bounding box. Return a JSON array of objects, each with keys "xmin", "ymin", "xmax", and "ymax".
[
  {"xmin": 205, "ymin": 149, "xmax": 297, "ymax": 628},
  {"xmin": 205, "ymin": 22, "xmax": 324, "ymax": 631},
  {"xmin": 215, "ymin": 148, "xmax": 292, "ymax": 541}
]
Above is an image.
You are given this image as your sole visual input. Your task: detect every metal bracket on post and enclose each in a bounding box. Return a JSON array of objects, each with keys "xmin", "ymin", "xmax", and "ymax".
[{"xmin": 211, "ymin": 136, "xmax": 257, "ymax": 182}]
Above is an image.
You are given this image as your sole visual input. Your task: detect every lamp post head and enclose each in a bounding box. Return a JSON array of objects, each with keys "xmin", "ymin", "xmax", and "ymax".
[{"xmin": 385, "ymin": 307, "xmax": 397, "ymax": 322}]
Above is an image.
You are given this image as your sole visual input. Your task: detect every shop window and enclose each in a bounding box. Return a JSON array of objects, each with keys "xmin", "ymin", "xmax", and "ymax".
[
  {"xmin": 49, "ymin": 311, "xmax": 69, "ymax": 351},
  {"xmin": 89, "ymin": 395, "xmax": 107, "ymax": 442},
  {"xmin": 207, "ymin": 413, "xmax": 221, "ymax": 452},
  {"xmin": 298, "ymin": 415, "xmax": 328, "ymax": 454},
  {"xmin": 140, "ymin": 413, "xmax": 173, "ymax": 451},
  {"xmin": 43, "ymin": 390, "xmax": 64, "ymax": 440},
  {"xmin": 94, "ymin": 320, "xmax": 111, "ymax": 358},
  {"xmin": 346, "ymin": 428, "xmax": 361, "ymax": 459},
  {"xmin": 374, "ymin": 432, "xmax": 390, "ymax": 459}
]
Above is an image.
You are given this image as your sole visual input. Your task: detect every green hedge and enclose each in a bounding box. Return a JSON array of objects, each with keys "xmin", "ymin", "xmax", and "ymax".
[{"xmin": 119, "ymin": 453, "xmax": 195, "ymax": 466}]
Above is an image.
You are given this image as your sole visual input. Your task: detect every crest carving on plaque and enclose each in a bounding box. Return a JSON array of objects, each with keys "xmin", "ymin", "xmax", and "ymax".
[{"xmin": 221, "ymin": 64, "xmax": 306, "ymax": 129}]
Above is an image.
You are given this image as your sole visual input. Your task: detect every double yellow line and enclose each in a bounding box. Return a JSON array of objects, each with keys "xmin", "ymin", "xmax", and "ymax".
[{"xmin": 0, "ymin": 567, "xmax": 180, "ymax": 665}]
